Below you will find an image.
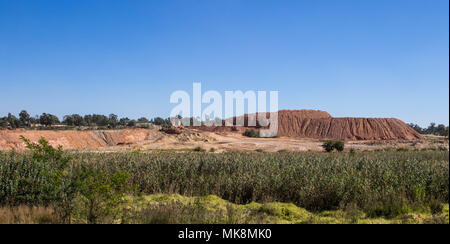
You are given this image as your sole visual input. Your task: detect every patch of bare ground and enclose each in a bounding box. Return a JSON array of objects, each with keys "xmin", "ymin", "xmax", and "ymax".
[
  {"xmin": 1, "ymin": 127, "xmax": 447, "ymax": 153},
  {"xmin": 1, "ymin": 107, "xmax": 445, "ymax": 152}
]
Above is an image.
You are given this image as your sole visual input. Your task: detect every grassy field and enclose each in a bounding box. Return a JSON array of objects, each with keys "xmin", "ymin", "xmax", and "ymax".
[
  {"xmin": 0, "ymin": 147, "xmax": 448, "ymax": 224},
  {"xmin": 1, "ymin": 194, "xmax": 448, "ymax": 224}
]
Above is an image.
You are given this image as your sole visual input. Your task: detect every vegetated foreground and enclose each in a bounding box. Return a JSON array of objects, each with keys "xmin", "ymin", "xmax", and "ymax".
[
  {"xmin": 1, "ymin": 194, "xmax": 448, "ymax": 224},
  {"xmin": 0, "ymin": 145, "xmax": 448, "ymax": 224}
]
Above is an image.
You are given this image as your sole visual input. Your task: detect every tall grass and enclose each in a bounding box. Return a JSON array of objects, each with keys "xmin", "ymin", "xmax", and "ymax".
[{"xmin": 0, "ymin": 150, "xmax": 448, "ymax": 212}]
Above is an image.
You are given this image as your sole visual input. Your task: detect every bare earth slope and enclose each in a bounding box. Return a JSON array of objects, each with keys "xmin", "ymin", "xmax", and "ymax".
[
  {"xmin": 277, "ymin": 117, "xmax": 423, "ymax": 141},
  {"xmin": 0, "ymin": 110, "xmax": 423, "ymax": 150},
  {"xmin": 0, "ymin": 129, "xmax": 157, "ymax": 150},
  {"xmin": 206, "ymin": 110, "xmax": 423, "ymax": 141}
]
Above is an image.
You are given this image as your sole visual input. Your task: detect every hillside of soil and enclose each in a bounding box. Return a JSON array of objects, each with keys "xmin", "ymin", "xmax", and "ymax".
[
  {"xmin": 277, "ymin": 117, "xmax": 423, "ymax": 141},
  {"xmin": 0, "ymin": 110, "xmax": 423, "ymax": 150},
  {"xmin": 278, "ymin": 110, "xmax": 422, "ymax": 140},
  {"xmin": 0, "ymin": 129, "xmax": 158, "ymax": 150},
  {"xmin": 201, "ymin": 110, "xmax": 423, "ymax": 141}
]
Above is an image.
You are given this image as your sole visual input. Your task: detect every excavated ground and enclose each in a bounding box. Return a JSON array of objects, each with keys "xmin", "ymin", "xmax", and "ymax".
[{"xmin": 0, "ymin": 110, "xmax": 433, "ymax": 152}]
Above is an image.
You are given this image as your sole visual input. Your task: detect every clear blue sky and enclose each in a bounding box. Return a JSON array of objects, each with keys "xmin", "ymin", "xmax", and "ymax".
[{"xmin": 0, "ymin": 0, "xmax": 448, "ymax": 126}]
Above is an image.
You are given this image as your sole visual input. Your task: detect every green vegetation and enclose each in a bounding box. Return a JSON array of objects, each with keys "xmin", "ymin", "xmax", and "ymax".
[
  {"xmin": 408, "ymin": 122, "xmax": 449, "ymax": 137},
  {"xmin": 193, "ymin": 146, "xmax": 206, "ymax": 152},
  {"xmin": 322, "ymin": 140, "xmax": 345, "ymax": 152},
  {"xmin": 243, "ymin": 129, "xmax": 259, "ymax": 137},
  {"xmin": 0, "ymin": 109, "xmax": 171, "ymax": 130},
  {"xmin": 0, "ymin": 137, "xmax": 133, "ymax": 223},
  {"xmin": 124, "ymin": 194, "xmax": 449, "ymax": 224},
  {"xmin": 0, "ymin": 137, "xmax": 448, "ymax": 223},
  {"xmin": 1, "ymin": 194, "xmax": 448, "ymax": 224}
]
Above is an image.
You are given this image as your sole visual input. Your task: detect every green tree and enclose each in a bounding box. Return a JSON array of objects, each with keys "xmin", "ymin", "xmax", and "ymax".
[
  {"xmin": 322, "ymin": 140, "xmax": 345, "ymax": 152},
  {"xmin": 20, "ymin": 136, "xmax": 69, "ymax": 168},
  {"xmin": 6, "ymin": 113, "xmax": 20, "ymax": 128},
  {"xmin": 19, "ymin": 110, "xmax": 31, "ymax": 127},
  {"xmin": 39, "ymin": 113, "xmax": 60, "ymax": 127},
  {"xmin": 20, "ymin": 136, "xmax": 77, "ymax": 223},
  {"xmin": 84, "ymin": 115, "xmax": 93, "ymax": 126},
  {"xmin": 77, "ymin": 167, "xmax": 130, "ymax": 224},
  {"xmin": 127, "ymin": 120, "xmax": 137, "ymax": 127},
  {"xmin": 63, "ymin": 115, "xmax": 74, "ymax": 126},
  {"xmin": 333, "ymin": 141, "xmax": 345, "ymax": 152},
  {"xmin": 92, "ymin": 114, "xmax": 109, "ymax": 126},
  {"xmin": 63, "ymin": 114, "xmax": 85, "ymax": 126},
  {"xmin": 322, "ymin": 140, "xmax": 334, "ymax": 152},
  {"xmin": 137, "ymin": 117, "xmax": 149, "ymax": 123},
  {"xmin": 427, "ymin": 122, "xmax": 437, "ymax": 134},
  {"xmin": 437, "ymin": 124, "xmax": 447, "ymax": 137},
  {"xmin": 407, "ymin": 123, "xmax": 423, "ymax": 134},
  {"xmin": 152, "ymin": 117, "xmax": 165, "ymax": 126},
  {"xmin": 0, "ymin": 117, "xmax": 7, "ymax": 128},
  {"xmin": 108, "ymin": 114, "xmax": 118, "ymax": 128},
  {"xmin": 119, "ymin": 117, "xmax": 130, "ymax": 126}
]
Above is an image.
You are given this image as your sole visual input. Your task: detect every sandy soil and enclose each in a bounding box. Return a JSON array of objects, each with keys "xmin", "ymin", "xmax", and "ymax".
[{"xmin": 0, "ymin": 128, "xmax": 447, "ymax": 153}]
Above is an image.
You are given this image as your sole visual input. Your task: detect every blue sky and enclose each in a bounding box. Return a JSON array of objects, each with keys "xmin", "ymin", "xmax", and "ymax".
[{"xmin": 0, "ymin": 0, "xmax": 448, "ymax": 126}]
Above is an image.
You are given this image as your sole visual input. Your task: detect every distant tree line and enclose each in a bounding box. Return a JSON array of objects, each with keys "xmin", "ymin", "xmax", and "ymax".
[
  {"xmin": 0, "ymin": 110, "xmax": 172, "ymax": 129},
  {"xmin": 408, "ymin": 122, "xmax": 449, "ymax": 137}
]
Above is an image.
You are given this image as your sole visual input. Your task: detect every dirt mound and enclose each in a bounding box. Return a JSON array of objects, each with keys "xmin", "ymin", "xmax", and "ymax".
[
  {"xmin": 278, "ymin": 110, "xmax": 332, "ymax": 119},
  {"xmin": 221, "ymin": 110, "xmax": 331, "ymax": 127},
  {"xmin": 0, "ymin": 129, "xmax": 159, "ymax": 150},
  {"xmin": 0, "ymin": 128, "xmax": 218, "ymax": 150},
  {"xmin": 0, "ymin": 110, "xmax": 423, "ymax": 151},
  {"xmin": 199, "ymin": 110, "xmax": 423, "ymax": 141},
  {"xmin": 277, "ymin": 117, "xmax": 423, "ymax": 141},
  {"xmin": 278, "ymin": 111, "xmax": 423, "ymax": 140}
]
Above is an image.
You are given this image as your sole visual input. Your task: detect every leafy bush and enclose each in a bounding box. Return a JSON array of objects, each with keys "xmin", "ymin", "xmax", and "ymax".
[
  {"xmin": 243, "ymin": 129, "xmax": 259, "ymax": 138},
  {"xmin": 9, "ymin": 136, "xmax": 132, "ymax": 223},
  {"xmin": 397, "ymin": 148, "xmax": 409, "ymax": 152},
  {"xmin": 76, "ymin": 167, "xmax": 130, "ymax": 224},
  {"xmin": 322, "ymin": 141, "xmax": 335, "ymax": 152},
  {"xmin": 321, "ymin": 140, "xmax": 345, "ymax": 152},
  {"xmin": 193, "ymin": 146, "xmax": 206, "ymax": 152},
  {"xmin": 333, "ymin": 141, "xmax": 345, "ymax": 152},
  {"xmin": 20, "ymin": 135, "xmax": 71, "ymax": 169},
  {"xmin": 349, "ymin": 148, "xmax": 356, "ymax": 156}
]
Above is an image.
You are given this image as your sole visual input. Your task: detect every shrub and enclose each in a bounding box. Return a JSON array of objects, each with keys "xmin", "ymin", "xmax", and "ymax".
[
  {"xmin": 20, "ymin": 135, "xmax": 71, "ymax": 169},
  {"xmin": 366, "ymin": 204, "xmax": 411, "ymax": 218},
  {"xmin": 76, "ymin": 167, "xmax": 131, "ymax": 224},
  {"xmin": 333, "ymin": 141, "xmax": 345, "ymax": 152},
  {"xmin": 349, "ymin": 149, "xmax": 356, "ymax": 157},
  {"xmin": 243, "ymin": 129, "xmax": 259, "ymax": 138},
  {"xmin": 322, "ymin": 141, "xmax": 335, "ymax": 152},
  {"xmin": 16, "ymin": 136, "xmax": 132, "ymax": 223},
  {"xmin": 429, "ymin": 199, "xmax": 444, "ymax": 215},
  {"xmin": 193, "ymin": 146, "xmax": 206, "ymax": 152},
  {"xmin": 321, "ymin": 140, "xmax": 345, "ymax": 152},
  {"xmin": 396, "ymin": 148, "xmax": 409, "ymax": 152}
]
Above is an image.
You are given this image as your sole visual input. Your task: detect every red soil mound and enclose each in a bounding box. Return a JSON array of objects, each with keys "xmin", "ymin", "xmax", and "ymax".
[
  {"xmin": 277, "ymin": 116, "xmax": 423, "ymax": 141},
  {"xmin": 0, "ymin": 110, "xmax": 423, "ymax": 150},
  {"xmin": 0, "ymin": 129, "xmax": 157, "ymax": 150},
  {"xmin": 200, "ymin": 110, "xmax": 423, "ymax": 141}
]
